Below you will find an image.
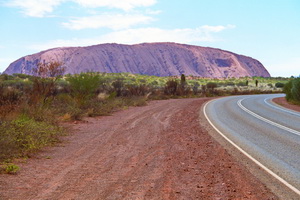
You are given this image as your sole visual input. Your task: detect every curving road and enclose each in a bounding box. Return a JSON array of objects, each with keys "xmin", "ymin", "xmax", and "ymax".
[{"xmin": 203, "ymin": 94, "xmax": 300, "ymax": 198}]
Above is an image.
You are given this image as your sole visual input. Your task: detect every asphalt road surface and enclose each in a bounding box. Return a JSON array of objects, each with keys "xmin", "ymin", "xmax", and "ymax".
[{"xmin": 203, "ymin": 94, "xmax": 300, "ymax": 199}]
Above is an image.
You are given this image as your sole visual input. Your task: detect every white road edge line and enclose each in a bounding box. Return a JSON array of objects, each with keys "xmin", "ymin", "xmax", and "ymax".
[
  {"xmin": 238, "ymin": 98, "xmax": 300, "ymax": 136},
  {"xmin": 203, "ymin": 99, "xmax": 300, "ymax": 196},
  {"xmin": 264, "ymin": 97, "xmax": 300, "ymax": 117}
]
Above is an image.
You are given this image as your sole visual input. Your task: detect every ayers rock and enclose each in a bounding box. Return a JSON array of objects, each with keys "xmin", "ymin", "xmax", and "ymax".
[{"xmin": 4, "ymin": 42, "xmax": 270, "ymax": 78}]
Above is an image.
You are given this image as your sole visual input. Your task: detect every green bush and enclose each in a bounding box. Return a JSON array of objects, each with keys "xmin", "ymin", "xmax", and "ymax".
[
  {"xmin": 67, "ymin": 73, "xmax": 103, "ymax": 101},
  {"xmin": 0, "ymin": 115, "xmax": 63, "ymax": 161},
  {"xmin": 3, "ymin": 163, "xmax": 20, "ymax": 174},
  {"xmin": 275, "ymin": 82, "xmax": 285, "ymax": 88},
  {"xmin": 283, "ymin": 80, "xmax": 293, "ymax": 101},
  {"xmin": 237, "ymin": 81, "xmax": 247, "ymax": 87},
  {"xmin": 267, "ymin": 83, "xmax": 273, "ymax": 88},
  {"xmin": 164, "ymin": 79, "xmax": 178, "ymax": 95},
  {"xmin": 283, "ymin": 78, "xmax": 300, "ymax": 103},
  {"xmin": 206, "ymin": 82, "xmax": 217, "ymax": 90},
  {"xmin": 291, "ymin": 78, "xmax": 300, "ymax": 102},
  {"xmin": 225, "ymin": 82, "xmax": 235, "ymax": 86},
  {"xmin": 112, "ymin": 79, "xmax": 124, "ymax": 96},
  {"xmin": 126, "ymin": 84, "xmax": 148, "ymax": 96}
]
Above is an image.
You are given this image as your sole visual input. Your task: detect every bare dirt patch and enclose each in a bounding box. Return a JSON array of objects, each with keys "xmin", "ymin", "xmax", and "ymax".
[
  {"xmin": 272, "ymin": 97, "xmax": 300, "ymax": 112},
  {"xmin": 0, "ymin": 98, "xmax": 277, "ymax": 199}
]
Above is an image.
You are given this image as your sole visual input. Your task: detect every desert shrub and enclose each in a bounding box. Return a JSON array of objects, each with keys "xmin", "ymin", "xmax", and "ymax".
[
  {"xmin": 67, "ymin": 73, "xmax": 103, "ymax": 101},
  {"xmin": 112, "ymin": 79, "xmax": 124, "ymax": 97},
  {"xmin": 291, "ymin": 78, "xmax": 300, "ymax": 102},
  {"xmin": 275, "ymin": 82, "xmax": 285, "ymax": 88},
  {"xmin": 0, "ymin": 115, "xmax": 63, "ymax": 161},
  {"xmin": 13, "ymin": 73, "xmax": 32, "ymax": 79},
  {"xmin": 164, "ymin": 79, "xmax": 178, "ymax": 95},
  {"xmin": 0, "ymin": 74, "xmax": 14, "ymax": 81},
  {"xmin": 126, "ymin": 84, "xmax": 148, "ymax": 96},
  {"xmin": 283, "ymin": 80, "xmax": 293, "ymax": 101},
  {"xmin": 29, "ymin": 78, "xmax": 57, "ymax": 104},
  {"xmin": 0, "ymin": 86, "xmax": 22, "ymax": 105},
  {"xmin": 206, "ymin": 82, "xmax": 217, "ymax": 89},
  {"xmin": 150, "ymin": 80, "xmax": 159, "ymax": 86},
  {"xmin": 267, "ymin": 83, "xmax": 273, "ymax": 88},
  {"xmin": 29, "ymin": 61, "xmax": 65, "ymax": 104},
  {"xmin": 1, "ymin": 80, "xmax": 31, "ymax": 91},
  {"xmin": 192, "ymin": 82, "xmax": 200, "ymax": 95},
  {"xmin": 225, "ymin": 82, "xmax": 235, "ymax": 86},
  {"xmin": 206, "ymin": 82, "xmax": 217, "ymax": 91},
  {"xmin": 51, "ymin": 93, "xmax": 83, "ymax": 120},
  {"xmin": 32, "ymin": 61, "xmax": 65, "ymax": 78},
  {"xmin": 237, "ymin": 81, "xmax": 247, "ymax": 87},
  {"xmin": 0, "ymin": 86, "xmax": 23, "ymax": 120},
  {"xmin": 55, "ymin": 79, "xmax": 70, "ymax": 93},
  {"xmin": 1, "ymin": 163, "xmax": 20, "ymax": 174}
]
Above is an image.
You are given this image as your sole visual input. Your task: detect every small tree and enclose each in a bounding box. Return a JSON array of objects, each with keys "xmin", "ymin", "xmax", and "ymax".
[
  {"xmin": 177, "ymin": 74, "xmax": 187, "ymax": 95},
  {"xmin": 30, "ymin": 61, "xmax": 65, "ymax": 104},
  {"xmin": 255, "ymin": 80, "xmax": 258, "ymax": 87},
  {"xmin": 180, "ymin": 74, "xmax": 186, "ymax": 84},
  {"xmin": 32, "ymin": 61, "xmax": 65, "ymax": 78}
]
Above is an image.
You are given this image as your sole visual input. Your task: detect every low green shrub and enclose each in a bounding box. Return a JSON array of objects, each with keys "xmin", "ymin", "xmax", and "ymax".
[
  {"xmin": 283, "ymin": 80, "xmax": 293, "ymax": 101},
  {"xmin": 291, "ymin": 78, "xmax": 300, "ymax": 102},
  {"xmin": 2, "ymin": 163, "xmax": 20, "ymax": 174},
  {"xmin": 0, "ymin": 115, "xmax": 63, "ymax": 161},
  {"xmin": 267, "ymin": 83, "xmax": 273, "ymax": 88},
  {"xmin": 164, "ymin": 79, "xmax": 178, "ymax": 95},
  {"xmin": 237, "ymin": 82, "xmax": 247, "ymax": 87},
  {"xmin": 283, "ymin": 78, "xmax": 300, "ymax": 103},
  {"xmin": 67, "ymin": 72, "xmax": 103, "ymax": 102},
  {"xmin": 206, "ymin": 82, "xmax": 218, "ymax": 90},
  {"xmin": 275, "ymin": 82, "xmax": 285, "ymax": 88}
]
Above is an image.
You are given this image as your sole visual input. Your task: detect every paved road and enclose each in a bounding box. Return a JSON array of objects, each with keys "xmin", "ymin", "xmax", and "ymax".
[{"xmin": 203, "ymin": 94, "xmax": 300, "ymax": 197}]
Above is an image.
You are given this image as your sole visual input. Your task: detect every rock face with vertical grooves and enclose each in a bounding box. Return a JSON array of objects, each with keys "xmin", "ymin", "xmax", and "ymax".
[{"xmin": 4, "ymin": 42, "xmax": 270, "ymax": 77}]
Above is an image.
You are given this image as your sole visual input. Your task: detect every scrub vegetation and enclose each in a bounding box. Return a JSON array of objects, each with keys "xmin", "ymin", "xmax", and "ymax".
[
  {"xmin": 283, "ymin": 77, "xmax": 300, "ymax": 105},
  {"xmin": 0, "ymin": 62, "xmax": 290, "ymax": 168}
]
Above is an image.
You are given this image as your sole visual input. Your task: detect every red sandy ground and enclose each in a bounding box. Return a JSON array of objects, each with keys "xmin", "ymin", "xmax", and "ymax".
[
  {"xmin": 272, "ymin": 97, "xmax": 300, "ymax": 113},
  {"xmin": 0, "ymin": 98, "xmax": 278, "ymax": 199}
]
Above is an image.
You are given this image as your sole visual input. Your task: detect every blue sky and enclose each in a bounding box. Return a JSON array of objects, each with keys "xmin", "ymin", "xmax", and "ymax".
[{"xmin": 0, "ymin": 0, "xmax": 299, "ymax": 77}]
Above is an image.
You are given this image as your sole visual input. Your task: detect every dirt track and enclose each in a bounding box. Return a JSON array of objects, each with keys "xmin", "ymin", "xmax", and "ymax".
[{"xmin": 0, "ymin": 98, "xmax": 277, "ymax": 200}]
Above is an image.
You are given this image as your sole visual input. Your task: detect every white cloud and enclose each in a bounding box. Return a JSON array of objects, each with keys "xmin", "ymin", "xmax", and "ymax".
[
  {"xmin": 74, "ymin": 0, "xmax": 157, "ymax": 11},
  {"xmin": 6, "ymin": 0, "xmax": 157, "ymax": 17},
  {"xmin": 62, "ymin": 13, "xmax": 154, "ymax": 30},
  {"xmin": 201, "ymin": 25, "xmax": 236, "ymax": 32},
  {"xmin": 30, "ymin": 25, "xmax": 235, "ymax": 50},
  {"xmin": 6, "ymin": 0, "xmax": 63, "ymax": 17}
]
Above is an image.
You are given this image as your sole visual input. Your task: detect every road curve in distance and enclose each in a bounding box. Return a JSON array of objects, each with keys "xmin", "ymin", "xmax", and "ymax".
[{"xmin": 203, "ymin": 94, "xmax": 300, "ymax": 197}]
